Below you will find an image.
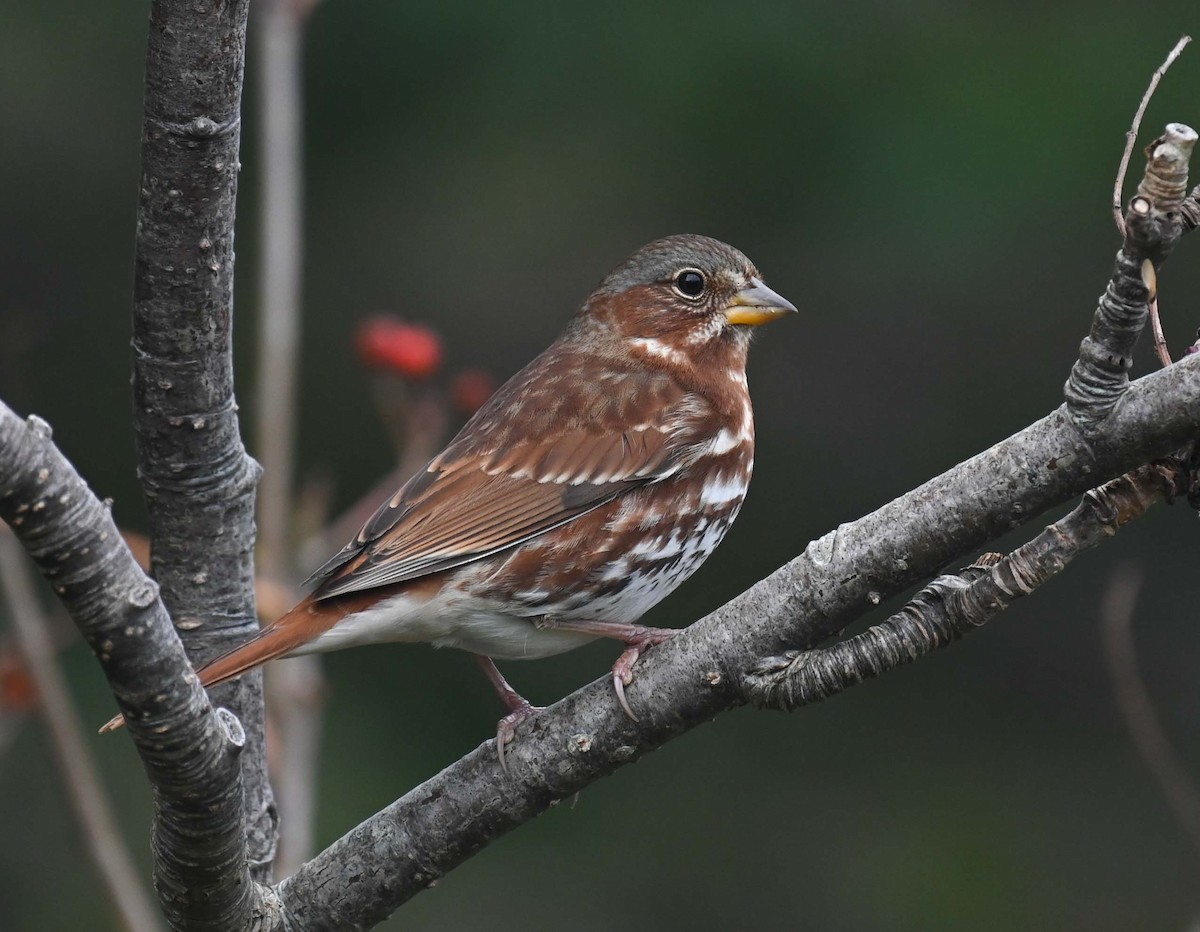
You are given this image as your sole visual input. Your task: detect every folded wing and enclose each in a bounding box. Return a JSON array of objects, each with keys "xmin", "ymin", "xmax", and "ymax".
[{"xmin": 310, "ymin": 356, "xmax": 708, "ymax": 600}]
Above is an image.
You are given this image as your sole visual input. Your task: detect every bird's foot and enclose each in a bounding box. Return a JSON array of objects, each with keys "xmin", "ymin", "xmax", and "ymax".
[
  {"xmin": 494, "ymin": 698, "xmax": 545, "ymax": 772},
  {"xmin": 610, "ymin": 626, "xmax": 677, "ymax": 721},
  {"xmin": 530, "ymin": 619, "xmax": 679, "ymax": 721},
  {"xmin": 475, "ymin": 654, "xmax": 544, "ymax": 771}
]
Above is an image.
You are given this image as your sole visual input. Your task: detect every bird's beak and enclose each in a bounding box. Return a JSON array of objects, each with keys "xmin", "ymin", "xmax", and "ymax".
[{"xmin": 723, "ymin": 277, "xmax": 798, "ymax": 326}]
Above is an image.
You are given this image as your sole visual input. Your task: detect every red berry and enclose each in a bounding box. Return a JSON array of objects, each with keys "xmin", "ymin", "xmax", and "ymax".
[
  {"xmin": 355, "ymin": 317, "xmax": 443, "ymax": 380},
  {"xmin": 451, "ymin": 368, "xmax": 496, "ymax": 415},
  {"xmin": 0, "ymin": 652, "xmax": 36, "ymax": 712}
]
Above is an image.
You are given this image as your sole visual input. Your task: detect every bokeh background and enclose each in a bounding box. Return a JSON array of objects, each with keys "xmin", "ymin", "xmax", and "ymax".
[{"xmin": 2, "ymin": 2, "xmax": 1199, "ymax": 929}]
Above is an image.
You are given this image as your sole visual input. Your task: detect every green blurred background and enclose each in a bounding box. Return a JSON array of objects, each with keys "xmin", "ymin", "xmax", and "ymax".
[{"xmin": 2, "ymin": 2, "xmax": 1199, "ymax": 929}]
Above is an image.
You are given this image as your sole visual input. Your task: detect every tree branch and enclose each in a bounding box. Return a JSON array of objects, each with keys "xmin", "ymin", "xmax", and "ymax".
[
  {"xmin": 0, "ymin": 531, "xmax": 163, "ymax": 932},
  {"xmin": 268, "ymin": 352, "xmax": 1200, "ymax": 928},
  {"xmin": 1068, "ymin": 123, "xmax": 1195, "ymax": 433},
  {"xmin": 744, "ymin": 461, "xmax": 1182, "ymax": 709},
  {"xmin": 0, "ymin": 406, "xmax": 267, "ymax": 930},
  {"xmin": 130, "ymin": 0, "xmax": 275, "ymax": 889}
]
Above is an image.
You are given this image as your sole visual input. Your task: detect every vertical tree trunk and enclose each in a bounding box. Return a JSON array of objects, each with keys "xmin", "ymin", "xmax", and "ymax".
[{"xmin": 131, "ymin": 0, "xmax": 276, "ymax": 891}]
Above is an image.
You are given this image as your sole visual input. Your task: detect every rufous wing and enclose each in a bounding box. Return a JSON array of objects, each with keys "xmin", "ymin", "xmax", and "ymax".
[{"xmin": 309, "ymin": 355, "xmax": 712, "ymax": 601}]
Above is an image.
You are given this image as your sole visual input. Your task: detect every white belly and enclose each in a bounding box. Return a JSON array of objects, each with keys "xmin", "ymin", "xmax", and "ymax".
[{"xmin": 293, "ymin": 589, "xmax": 598, "ymax": 661}]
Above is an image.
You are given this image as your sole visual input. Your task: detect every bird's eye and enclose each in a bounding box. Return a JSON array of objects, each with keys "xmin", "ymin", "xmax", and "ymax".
[{"xmin": 673, "ymin": 269, "xmax": 706, "ymax": 299}]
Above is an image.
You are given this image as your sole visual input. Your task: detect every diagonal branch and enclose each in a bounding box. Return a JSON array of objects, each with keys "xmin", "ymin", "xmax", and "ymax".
[
  {"xmin": 0, "ymin": 531, "xmax": 163, "ymax": 932},
  {"xmin": 269, "ymin": 351, "xmax": 1200, "ymax": 929},
  {"xmin": 744, "ymin": 461, "xmax": 1182, "ymax": 710},
  {"xmin": 0, "ymin": 405, "xmax": 268, "ymax": 930}
]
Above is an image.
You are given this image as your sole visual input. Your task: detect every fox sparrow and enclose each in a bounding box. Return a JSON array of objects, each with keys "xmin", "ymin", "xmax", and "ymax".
[{"xmin": 103, "ymin": 234, "xmax": 795, "ymax": 765}]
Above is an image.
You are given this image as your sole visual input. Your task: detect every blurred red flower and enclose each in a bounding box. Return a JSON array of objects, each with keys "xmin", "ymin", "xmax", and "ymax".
[
  {"xmin": 355, "ymin": 317, "xmax": 443, "ymax": 380},
  {"xmin": 451, "ymin": 368, "xmax": 496, "ymax": 415},
  {"xmin": 0, "ymin": 651, "xmax": 36, "ymax": 712}
]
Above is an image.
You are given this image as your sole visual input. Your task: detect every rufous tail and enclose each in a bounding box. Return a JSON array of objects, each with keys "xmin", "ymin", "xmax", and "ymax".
[{"xmin": 99, "ymin": 593, "xmax": 332, "ymax": 733}]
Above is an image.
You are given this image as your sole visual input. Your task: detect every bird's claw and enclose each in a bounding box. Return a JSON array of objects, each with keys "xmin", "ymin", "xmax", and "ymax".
[
  {"xmin": 495, "ymin": 701, "xmax": 543, "ymax": 772},
  {"xmin": 612, "ymin": 657, "xmax": 638, "ymax": 721},
  {"xmin": 611, "ymin": 628, "xmax": 677, "ymax": 722}
]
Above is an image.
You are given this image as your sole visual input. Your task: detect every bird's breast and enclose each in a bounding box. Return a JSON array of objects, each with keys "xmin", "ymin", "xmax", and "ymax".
[{"xmin": 476, "ymin": 432, "xmax": 753, "ymax": 625}]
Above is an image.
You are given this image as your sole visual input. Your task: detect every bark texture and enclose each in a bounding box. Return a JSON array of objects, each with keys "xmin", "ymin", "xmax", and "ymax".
[
  {"xmin": 130, "ymin": 0, "xmax": 276, "ymax": 893},
  {"xmin": 0, "ymin": 406, "xmax": 263, "ymax": 930},
  {"xmin": 744, "ymin": 460, "xmax": 1185, "ymax": 709}
]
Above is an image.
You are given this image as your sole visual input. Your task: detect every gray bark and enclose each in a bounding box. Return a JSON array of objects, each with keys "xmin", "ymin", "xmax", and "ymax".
[
  {"xmin": 130, "ymin": 0, "xmax": 275, "ymax": 898},
  {"xmin": 745, "ymin": 461, "xmax": 1185, "ymax": 710},
  {"xmin": 110, "ymin": 0, "xmax": 276, "ymax": 925},
  {"xmin": 0, "ymin": 408, "xmax": 265, "ymax": 930}
]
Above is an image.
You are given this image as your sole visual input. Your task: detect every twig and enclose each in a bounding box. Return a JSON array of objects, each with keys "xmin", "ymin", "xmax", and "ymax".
[
  {"xmin": 0, "ymin": 710, "xmax": 20, "ymax": 775},
  {"xmin": 1068, "ymin": 123, "xmax": 1195, "ymax": 434},
  {"xmin": 1138, "ymin": 249, "xmax": 1174, "ymax": 368},
  {"xmin": 1150, "ymin": 297, "xmax": 1174, "ymax": 367},
  {"xmin": 0, "ymin": 532, "xmax": 163, "ymax": 932},
  {"xmin": 299, "ymin": 393, "xmax": 446, "ymax": 578},
  {"xmin": 1101, "ymin": 564, "xmax": 1200, "ymax": 864},
  {"xmin": 1112, "ymin": 36, "xmax": 1191, "ymax": 237},
  {"xmin": 254, "ymin": 0, "xmax": 303, "ymax": 589},
  {"xmin": 255, "ymin": 0, "xmax": 324, "ymax": 878},
  {"xmin": 264, "ymin": 660, "xmax": 323, "ymax": 877}
]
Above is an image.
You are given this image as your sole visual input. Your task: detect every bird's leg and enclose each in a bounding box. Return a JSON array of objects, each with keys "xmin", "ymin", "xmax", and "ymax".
[
  {"xmin": 535, "ymin": 619, "xmax": 677, "ymax": 721},
  {"xmin": 474, "ymin": 654, "xmax": 542, "ymax": 771}
]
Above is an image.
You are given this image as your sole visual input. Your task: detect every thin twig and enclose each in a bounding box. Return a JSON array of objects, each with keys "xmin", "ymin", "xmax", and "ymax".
[
  {"xmin": 1101, "ymin": 564, "xmax": 1200, "ymax": 864},
  {"xmin": 254, "ymin": 0, "xmax": 303, "ymax": 582},
  {"xmin": 255, "ymin": 0, "xmax": 324, "ymax": 878},
  {"xmin": 0, "ymin": 531, "xmax": 163, "ymax": 932},
  {"xmin": 1150, "ymin": 297, "xmax": 1174, "ymax": 367},
  {"xmin": 1112, "ymin": 36, "xmax": 1191, "ymax": 237}
]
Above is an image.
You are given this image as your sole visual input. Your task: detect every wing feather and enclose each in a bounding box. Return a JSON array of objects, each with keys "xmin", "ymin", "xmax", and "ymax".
[{"xmin": 311, "ymin": 350, "xmax": 709, "ymax": 601}]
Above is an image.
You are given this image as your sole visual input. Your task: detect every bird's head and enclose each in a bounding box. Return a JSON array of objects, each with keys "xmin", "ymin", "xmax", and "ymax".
[{"xmin": 580, "ymin": 234, "xmax": 796, "ymax": 362}]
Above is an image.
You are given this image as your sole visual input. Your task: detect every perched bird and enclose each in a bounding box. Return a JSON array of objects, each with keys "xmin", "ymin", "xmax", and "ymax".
[{"xmin": 103, "ymin": 234, "xmax": 794, "ymax": 765}]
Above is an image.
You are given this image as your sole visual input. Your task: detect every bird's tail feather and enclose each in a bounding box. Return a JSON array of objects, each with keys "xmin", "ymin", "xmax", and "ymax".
[{"xmin": 99, "ymin": 594, "xmax": 327, "ymax": 733}]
